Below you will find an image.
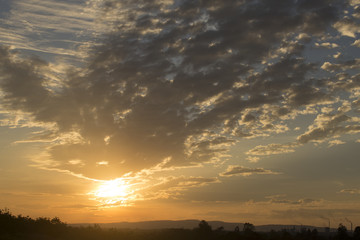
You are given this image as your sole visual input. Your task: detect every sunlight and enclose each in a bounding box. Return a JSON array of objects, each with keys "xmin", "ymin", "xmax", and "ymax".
[
  {"xmin": 91, "ymin": 178, "xmax": 133, "ymax": 206},
  {"xmin": 94, "ymin": 179, "xmax": 128, "ymax": 198}
]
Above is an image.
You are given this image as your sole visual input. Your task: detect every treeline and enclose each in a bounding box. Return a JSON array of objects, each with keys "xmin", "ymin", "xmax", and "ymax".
[{"xmin": 1, "ymin": 209, "xmax": 360, "ymax": 240}]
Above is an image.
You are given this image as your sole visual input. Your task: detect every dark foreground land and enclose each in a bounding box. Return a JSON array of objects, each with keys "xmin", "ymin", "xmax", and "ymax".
[{"xmin": 1, "ymin": 209, "xmax": 359, "ymax": 240}]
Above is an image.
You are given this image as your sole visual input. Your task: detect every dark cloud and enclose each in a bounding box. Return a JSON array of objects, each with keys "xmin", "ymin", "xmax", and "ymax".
[{"xmin": 0, "ymin": 0, "xmax": 356, "ymax": 179}]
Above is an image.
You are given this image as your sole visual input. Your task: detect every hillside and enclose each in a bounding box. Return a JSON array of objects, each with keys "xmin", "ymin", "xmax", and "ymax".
[
  {"xmin": 71, "ymin": 220, "xmax": 333, "ymax": 232},
  {"xmin": 1, "ymin": 209, "xmax": 359, "ymax": 240}
]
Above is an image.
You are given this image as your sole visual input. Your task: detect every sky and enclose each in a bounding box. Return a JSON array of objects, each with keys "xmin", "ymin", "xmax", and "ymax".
[{"xmin": 0, "ymin": 0, "xmax": 360, "ymax": 227}]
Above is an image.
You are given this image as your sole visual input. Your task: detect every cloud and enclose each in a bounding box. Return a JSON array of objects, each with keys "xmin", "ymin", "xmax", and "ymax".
[
  {"xmin": 340, "ymin": 188, "xmax": 360, "ymax": 194},
  {"xmin": 334, "ymin": 18, "xmax": 360, "ymax": 38},
  {"xmin": 272, "ymin": 208, "xmax": 360, "ymax": 220},
  {"xmin": 350, "ymin": 0, "xmax": 360, "ymax": 6},
  {"xmin": 321, "ymin": 59, "xmax": 360, "ymax": 72},
  {"xmin": 0, "ymin": 0, "xmax": 358, "ymax": 181},
  {"xmin": 266, "ymin": 195, "xmax": 321, "ymax": 205},
  {"xmin": 0, "ymin": 0, "xmax": 101, "ymax": 63},
  {"xmin": 328, "ymin": 139, "xmax": 346, "ymax": 147},
  {"xmin": 353, "ymin": 39, "xmax": 360, "ymax": 47},
  {"xmin": 220, "ymin": 165, "xmax": 280, "ymax": 177},
  {"xmin": 315, "ymin": 42, "xmax": 339, "ymax": 48},
  {"xmin": 297, "ymin": 113, "xmax": 360, "ymax": 144},
  {"xmin": 138, "ymin": 176, "xmax": 220, "ymax": 200},
  {"xmin": 246, "ymin": 143, "xmax": 297, "ymax": 156},
  {"xmin": 333, "ymin": 52, "xmax": 342, "ymax": 59},
  {"xmin": 57, "ymin": 204, "xmax": 96, "ymax": 209},
  {"xmin": 246, "ymin": 156, "xmax": 260, "ymax": 163}
]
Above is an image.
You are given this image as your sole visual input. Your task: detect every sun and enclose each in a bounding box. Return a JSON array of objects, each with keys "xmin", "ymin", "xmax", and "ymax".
[
  {"xmin": 91, "ymin": 178, "xmax": 132, "ymax": 206},
  {"xmin": 94, "ymin": 179, "xmax": 128, "ymax": 198}
]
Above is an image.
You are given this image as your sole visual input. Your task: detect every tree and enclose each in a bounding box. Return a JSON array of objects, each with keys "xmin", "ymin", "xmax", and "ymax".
[
  {"xmin": 336, "ymin": 223, "xmax": 348, "ymax": 240},
  {"xmin": 198, "ymin": 220, "xmax": 212, "ymax": 233},
  {"xmin": 354, "ymin": 226, "xmax": 360, "ymax": 240},
  {"xmin": 195, "ymin": 220, "xmax": 213, "ymax": 239},
  {"xmin": 243, "ymin": 222, "xmax": 255, "ymax": 232}
]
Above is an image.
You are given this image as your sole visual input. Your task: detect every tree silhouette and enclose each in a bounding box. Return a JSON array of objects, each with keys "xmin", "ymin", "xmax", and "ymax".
[
  {"xmin": 194, "ymin": 220, "xmax": 213, "ymax": 240},
  {"xmin": 1, "ymin": 208, "xmax": 355, "ymax": 240},
  {"xmin": 198, "ymin": 220, "xmax": 212, "ymax": 233},
  {"xmin": 336, "ymin": 223, "xmax": 348, "ymax": 240},
  {"xmin": 354, "ymin": 226, "xmax": 360, "ymax": 240},
  {"xmin": 243, "ymin": 222, "xmax": 255, "ymax": 232}
]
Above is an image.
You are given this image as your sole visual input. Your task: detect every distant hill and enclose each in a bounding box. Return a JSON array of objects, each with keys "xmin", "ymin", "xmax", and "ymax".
[
  {"xmin": 71, "ymin": 220, "xmax": 334, "ymax": 232},
  {"xmin": 0, "ymin": 209, "xmax": 347, "ymax": 240}
]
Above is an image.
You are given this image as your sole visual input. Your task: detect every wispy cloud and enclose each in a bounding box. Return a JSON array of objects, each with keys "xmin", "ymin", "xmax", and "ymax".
[
  {"xmin": 0, "ymin": 0, "xmax": 110, "ymax": 63},
  {"xmin": 340, "ymin": 188, "xmax": 360, "ymax": 194},
  {"xmin": 220, "ymin": 166, "xmax": 280, "ymax": 177},
  {"xmin": 328, "ymin": 139, "xmax": 346, "ymax": 148},
  {"xmin": 136, "ymin": 176, "xmax": 220, "ymax": 201},
  {"xmin": 272, "ymin": 208, "xmax": 360, "ymax": 221},
  {"xmin": 266, "ymin": 195, "xmax": 321, "ymax": 205},
  {"xmin": 246, "ymin": 143, "xmax": 298, "ymax": 157}
]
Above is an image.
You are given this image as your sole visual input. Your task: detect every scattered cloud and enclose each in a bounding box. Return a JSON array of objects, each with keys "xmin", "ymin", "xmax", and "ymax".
[
  {"xmin": 340, "ymin": 188, "xmax": 360, "ymax": 194},
  {"xmin": 315, "ymin": 42, "xmax": 339, "ymax": 49},
  {"xmin": 138, "ymin": 176, "xmax": 220, "ymax": 200},
  {"xmin": 266, "ymin": 195, "xmax": 321, "ymax": 205},
  {"xmin": 328, "ymin": 139, "xmax": 346, "ymax": 148},
  {"xmin": 321, "ymin": 59, "xmax": 360, "ymax": 72},
  {"xmin": 350, "ymin": 0, "xmax": 360, "ymax": 6},
  {"xmin": 272, "ymin": 208, "xmax": 360, "ymax": 220},
  {"xmin": 246, "ymin": 156, "xmax": 260, "ymax": 163},
  {"xmin": 334, "ymin": 18, "xmax": 360, "ymax": 38},
  {"xmin": 246, "ymin": 143, "xmax": 297, "ymax": 156},
  {"xmin": 352, "ymin": 39, "xmax": 360, "ymax": 47},
  {"xmin": 220, "ymin": 166, "xmax": 280, "ymax": 177},
  {"xmin": 333, "ymin": 52, "xmax": 342, "ymax": 59},
  {"xmin": 0, "ymin": 0, "xmax": 359, "ymax": 184},
  {"xmin": 297, "ymin": 113, "xmax": 360, "ymax": 144}
]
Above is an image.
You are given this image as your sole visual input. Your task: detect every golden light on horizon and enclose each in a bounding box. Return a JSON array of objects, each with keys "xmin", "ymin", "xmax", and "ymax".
[{"xmin": 90, "ymin": 178, "xmax": 134, "ymax": 207}]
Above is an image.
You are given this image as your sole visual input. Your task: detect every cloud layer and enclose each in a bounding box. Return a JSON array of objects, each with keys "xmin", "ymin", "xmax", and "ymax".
[{"xmin": 0, "ymin": 0, "xmax": 359, "ymax": 185}]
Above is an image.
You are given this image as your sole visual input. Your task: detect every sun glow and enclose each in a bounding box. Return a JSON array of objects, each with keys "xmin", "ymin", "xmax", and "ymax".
[{"xmin": 91, "ymin": 178, "xmax": 133, "ymax": 206}]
